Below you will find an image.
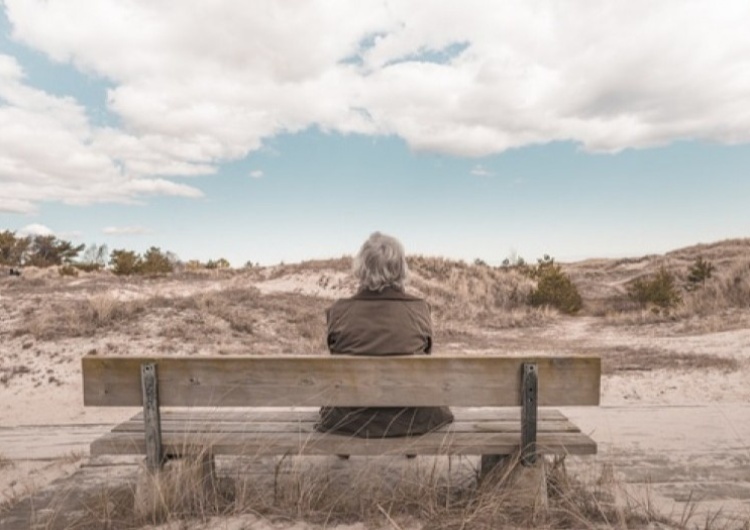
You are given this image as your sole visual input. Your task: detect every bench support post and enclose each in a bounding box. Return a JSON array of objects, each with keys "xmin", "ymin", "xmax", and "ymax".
[
  {"xmin": 521, "ymin": 363, "xmax": 538, "ymax": 467},
  {"xmin": 141, "ymin": 363, "xmax": 163, "ymax": 471}
]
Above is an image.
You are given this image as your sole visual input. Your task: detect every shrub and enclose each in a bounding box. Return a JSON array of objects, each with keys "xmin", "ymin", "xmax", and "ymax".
[
  {"xmin": 140, "ymin": 247, "xmax": 174, "ymax": 275},
  {"xmin": 58, "ymin": 264, "xmax": 79, "ymax": 277},
  {"xmin": 528, "ymin": 257, "xmax": 583, "ymax": 314},
  {"xmin": 206, "ymin": 258, "xmax": 231, "ymax": 269},
  {"xmin": 185, "ymin": 260, "xmax": 203, "ymax": 271},
  {"xmin": 25, "ymin": 235, "xmax": 84, "ymax": 267},
  {"xmin": 110, "ymin": 249, "xmax": 142, "ymax": 275},
  {"xmin": 687, "ymin": 256, "xmax": 715, "ymax": 288},
  {"xmin": 0, "ymin": 232, "xmax": 88, "ymax": 267},
  {"xmin": 501, "ymin": 251, "xmax": 526, "ymax": 268},
  {"xmin": 0, "ymin": 230, "xmax": 30, "ymax": 266},
  {"xmin": 109, "ymin": 247, "xmax": 177, "ymax": 275},
  {"xmin": 627, "ymin": 266, "xmax": 682, "ymax": 309}
]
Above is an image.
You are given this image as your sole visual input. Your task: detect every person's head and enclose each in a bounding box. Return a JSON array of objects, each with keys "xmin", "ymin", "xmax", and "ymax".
[{"xmin": 353, "ymin": 232, "xmax": 408, "ymax": 292}]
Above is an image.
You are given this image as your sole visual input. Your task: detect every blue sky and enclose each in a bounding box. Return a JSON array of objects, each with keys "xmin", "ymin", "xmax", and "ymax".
[{"xmin": 1, "ymin": 1, "xmax": 749, "ymax": 266}]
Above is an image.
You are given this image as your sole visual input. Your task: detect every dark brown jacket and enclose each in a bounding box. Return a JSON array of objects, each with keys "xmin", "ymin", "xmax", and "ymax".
[{"xmin": 316, "ymin": 287, "xmax": 454, "ymax": 437}]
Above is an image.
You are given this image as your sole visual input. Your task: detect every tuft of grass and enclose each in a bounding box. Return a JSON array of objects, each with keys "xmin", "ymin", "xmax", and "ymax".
[{"xmin": 87, "ymin": 293, "xmax": 121, "ymax": 323}]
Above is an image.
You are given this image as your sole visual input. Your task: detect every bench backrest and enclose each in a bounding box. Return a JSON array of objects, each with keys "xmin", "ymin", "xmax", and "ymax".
[{"xmin": 83, "ymin": 355, "xmax": 600, "ymax": 408}]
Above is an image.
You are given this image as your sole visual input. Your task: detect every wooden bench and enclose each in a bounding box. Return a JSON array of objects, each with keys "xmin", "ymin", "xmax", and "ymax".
[{"xmin": 82, "ymin": 355, "xmax": 600, "ymax": 476}]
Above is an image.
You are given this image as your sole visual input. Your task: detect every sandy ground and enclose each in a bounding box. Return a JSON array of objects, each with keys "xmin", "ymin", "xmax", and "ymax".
[{"xmin": 1, "ymin": 268, "xmax": 749, "ymax": 528}]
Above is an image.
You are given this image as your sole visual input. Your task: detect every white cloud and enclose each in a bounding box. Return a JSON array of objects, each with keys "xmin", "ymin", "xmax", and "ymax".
[
  {"xmin": 249, "ymin": 170, "xmax": 263, "ymax": 179},
  {"xmin": 2, "ymin": 0, "xmax": 750, "ymax": 214},
  {"xmin": 470, "ymin": 165, "xmax": 493, "ymax": 177},
  {"xmin": 122, "ymin": 178, "xmax": 203, "ymax": 198},
  {"xmin": 102, "ymin": 226, "xmax": 151, "ymax": 236},
  {"xmin": 0, "ymin": 53, "xmax": 206, "ymax": 213},
  {"xmin": 0, "ymin": 197, "xmax": 34, "ymax": 214},
  {"xmin": 19, "ymin": 223, "xmax": 53, "ymax": 236}
]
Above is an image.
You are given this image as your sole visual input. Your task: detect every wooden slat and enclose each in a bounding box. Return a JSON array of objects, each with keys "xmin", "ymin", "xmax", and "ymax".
[
  {"xmin": 112, "ymin": 419, "xmax": 582, "ymax": 434},
  {"xmin": 83, "ymin": 355, "xmax": 600, "ymax": 407},
  {"xmin": 90, "ymin": 431, "xmax": 597, "ymax": 457},
  {"xmin": 129, "ymin": 408, "xmax": 569, "ymax": 423},
  {"xmin": 114, "ymin": 409, "xmax": 579, "ymax": 434}
]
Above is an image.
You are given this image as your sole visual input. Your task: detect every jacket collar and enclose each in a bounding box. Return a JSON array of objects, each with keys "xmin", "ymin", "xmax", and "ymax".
[{"xmin": 351, "ymin": 286, "xmax": 421, "ymax": 301}]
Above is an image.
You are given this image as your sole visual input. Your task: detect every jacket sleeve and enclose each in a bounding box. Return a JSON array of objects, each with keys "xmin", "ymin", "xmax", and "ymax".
[
  {"xmin": 325, "ymin": 307, "xmax": 336, "ymax": 352},
  {"xmin": 423, "ymin": 301, "xmax": 434, "ymax": 354}
]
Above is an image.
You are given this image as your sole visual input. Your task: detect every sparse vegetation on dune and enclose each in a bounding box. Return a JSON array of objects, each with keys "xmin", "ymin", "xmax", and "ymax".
[
  {"xmin": 267, "ymin": 256, "xmax": 354, "ymax": 278},
  {"xmin": 407, "ymin": 255, "xmax": 546, "ymax": 329},
  {"xmin": 562, "ymin": 239, "xmax": 750, "ymax": 327},
  {"xmin": 666, "ymin": 238, "xmax": 750, "ymax": 264},
  {"xmin": 5, "ymin": 238, "xmax": 750, "ymax": 351},
  {"xmin": 9, "ymin": 283, "xmax": 330, "ymax": 355}
]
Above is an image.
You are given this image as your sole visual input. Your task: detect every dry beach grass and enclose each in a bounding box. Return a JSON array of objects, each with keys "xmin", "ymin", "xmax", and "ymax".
[
  {"xmin": 29, "ymin": 451, "xmax": 678, "ymax": 530},
  {"xmin": 1, "ymin": 238, "xmax": 750, "ymax": 528}
]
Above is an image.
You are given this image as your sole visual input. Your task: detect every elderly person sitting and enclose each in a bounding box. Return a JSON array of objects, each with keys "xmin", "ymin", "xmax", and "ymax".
[{"xmin": 316, "ymin": 232, "xmax": 454, "ymax": 438}]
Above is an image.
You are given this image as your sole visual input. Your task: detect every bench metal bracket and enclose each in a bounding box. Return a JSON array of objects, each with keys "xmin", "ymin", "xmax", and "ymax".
[
  {"xmin": 141, "ymin": 363, "xmax": 163, "ymax": 471},
  {"xmin": 521, "ymin": 362, "xmax": 538, "ymax": 466}
]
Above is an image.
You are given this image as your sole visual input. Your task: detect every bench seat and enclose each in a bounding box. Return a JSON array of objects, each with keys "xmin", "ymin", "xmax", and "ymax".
[{"xmin": 91, "ymin": 407, "xmax": 596, "ymax": 457}]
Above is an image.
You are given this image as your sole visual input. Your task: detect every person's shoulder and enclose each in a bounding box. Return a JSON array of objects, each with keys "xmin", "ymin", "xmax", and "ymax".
[
  {"xmin": 327, "ymin": 297, "xmax": 352, "ymax": 315},
  {"xmin": 329, "ymin": 297, "xmax": 352, "ymax": 307},
  {"xmin": 405, "ymin": 295, "xmax": 431, "ymax": 314},
  {"xmin": 393, "ymin": 289, "xmax": 429, "ymax": 307},
  {"xmin": 386, "ymin": 290, "xmax": 431, "ymax": 315},
  {"xmin": 399, "ymin": 292, "xmax": 426, "ymax": 303}
]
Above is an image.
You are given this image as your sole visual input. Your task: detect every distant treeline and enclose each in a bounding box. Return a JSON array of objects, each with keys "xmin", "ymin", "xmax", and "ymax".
[{"xmin": 0, "ymin": 230, "xmax": 232, "ymax": 275}]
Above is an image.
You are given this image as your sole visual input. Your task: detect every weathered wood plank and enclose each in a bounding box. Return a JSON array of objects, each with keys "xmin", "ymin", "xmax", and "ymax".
[
  {"xmin": 129, "ymin": 408, "xmax": 569, "ymax": 423},
  {"xmin": 90, "ymin": 431, "xmax": 597, "ymax": 457},
  {"xmin": 112, "ymin": 419, "xmax": 582, "ymax": 434},
  {"xmin": 82, "ymin": 356, "xmax": 600, "ymax": 407}
]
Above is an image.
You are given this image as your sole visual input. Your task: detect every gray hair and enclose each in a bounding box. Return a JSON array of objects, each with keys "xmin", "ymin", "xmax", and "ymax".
[{"xmin": 353, "ymin": 232, "xmax": 408, "ymax": 292}]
